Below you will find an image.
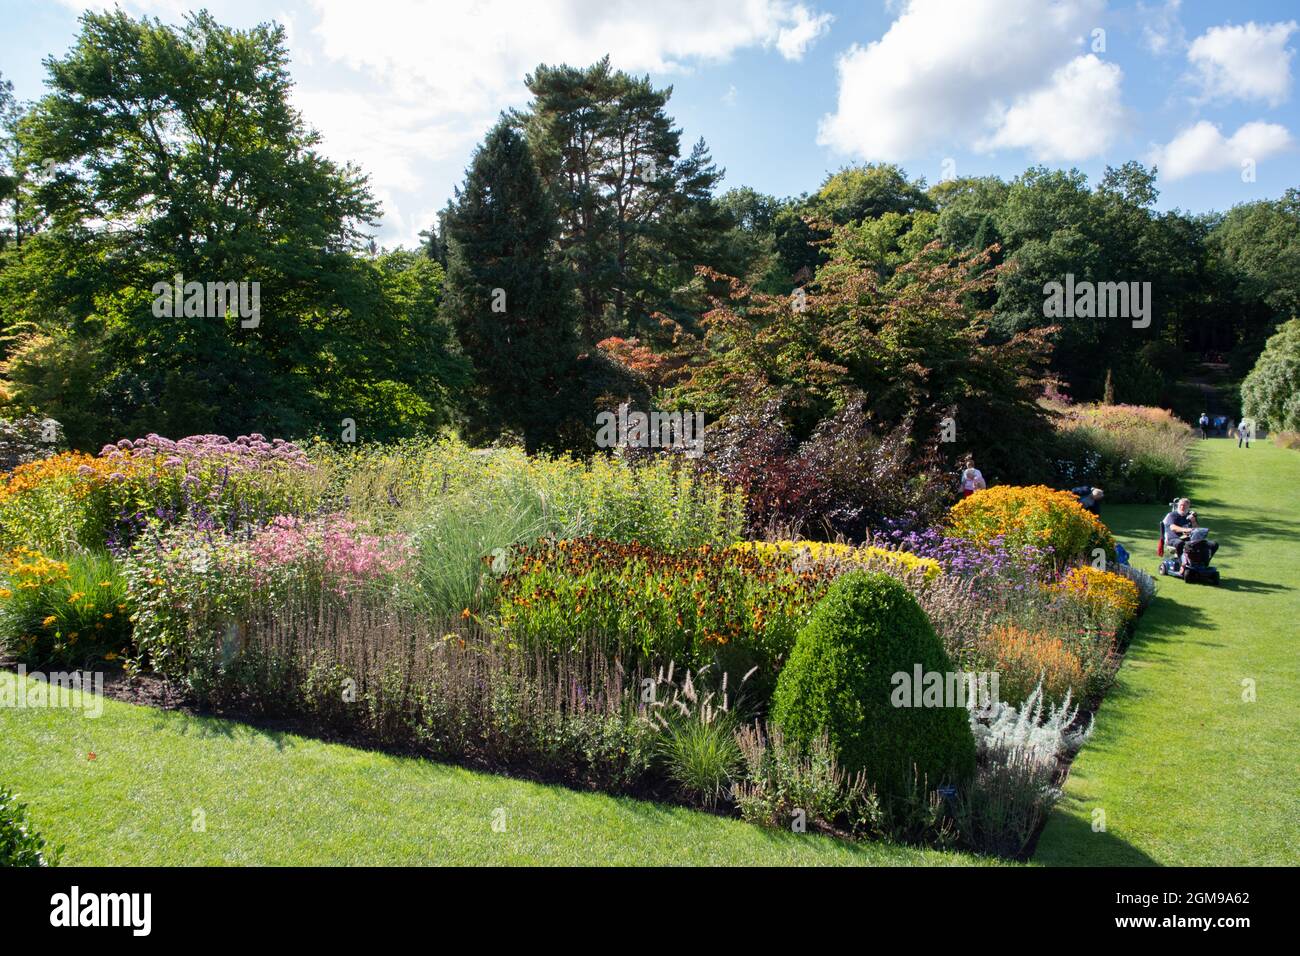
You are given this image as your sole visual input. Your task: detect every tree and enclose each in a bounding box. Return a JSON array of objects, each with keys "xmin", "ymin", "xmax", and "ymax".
[
  {"xmin": 442, "ymin": 120, "xmax": 578, "ymax": 451},
  {"xmin": 516, "ymin": 58, "xmax": 726, "ymax": 342},
  {"xmin": 1241, "ymin": 318, "xmax": 1300, "ymax": 434},
  {"xmin": 0, "ymin": 10, "xmax": 465, "ymax": 446},
  {"xmin": 0, "ymin": 72, "xmax": 20, "ymax": 250},
  {"xmin": 669, "ymin": 230, "xmax": 1055, "ymax": 480}
]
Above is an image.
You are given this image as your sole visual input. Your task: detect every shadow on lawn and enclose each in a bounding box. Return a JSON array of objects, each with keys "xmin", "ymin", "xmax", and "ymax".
[{"xmin": 1036, "ymin": 805, "xmax": 1162, "ymax": 867}]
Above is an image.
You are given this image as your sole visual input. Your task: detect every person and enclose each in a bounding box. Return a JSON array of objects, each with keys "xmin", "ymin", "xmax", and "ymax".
[
  {"xmin": 1198, "ymin": 413, "xmax": 1209, "ymax": 439},
  {"xmin": 956, "ymin": 460, "xmax": 982, "ymax": 496},
  {"xmin": 1238, "ymin": 418, "xmax": 1251, "ymax": 448},
  {"xmin": 1163, "ymin": 498, "xmax": 1197, "ymax": 560},
  {"xmin": 1215, "ymin": 414, "xmax": 1228, "ymax": 435},
  {"xmin": 1072, "ymin": 486, "xmax": 1104, "ymax": 515}
]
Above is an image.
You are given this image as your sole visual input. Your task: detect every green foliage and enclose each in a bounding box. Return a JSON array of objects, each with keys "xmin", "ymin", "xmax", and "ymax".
[
  {"xmin": 0, "ymin": 10, "xmax": 464, "ymax": 447},
  {"xmin": 1242, "ymin": 318, "xmax": 1300, "ymax": 433},
  {"xmin": 671, "ymin": 236, "xmax": 1055, "ymax": 482},
  {"xmin": 650, "ymin": 668, "xmax": 745, "ymax": 807},
  {"xmin": 1049, "ymin": 401, "xmax": 1196, "ymax": 502},
  {"xmin": 0, "ymin": 547, "xmax": 130, "ymax": 669},
  {"xmin": 771, "ymin": 572, "xmax": 977, "ymax": 802},
  {"xmin": 517, "ymin": 57, "xmax": 727, "ymax": 342},
  {"xmin": 442, "ymin": 121, "xmax": 578, "ymax": 450},
  {"xmin": 732, "ymin": 723, "xmax": 877, "ymax": 833},
  {"xmin": 496, "ymin": 538, "xmax": 831, "ymax": 687},
  {"xmin": 0, "ymin": 787, "xmax": 56, "ymax": 866}
]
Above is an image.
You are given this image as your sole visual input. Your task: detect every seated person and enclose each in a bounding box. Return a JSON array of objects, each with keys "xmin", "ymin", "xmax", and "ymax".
[
  {"xmin": 1072, "ymin": 486, "xmax": 1104, "ymax": 514},
  {"xmin": 1163, "ymin": 498, "xmax": 1197, "ymax": 559}
]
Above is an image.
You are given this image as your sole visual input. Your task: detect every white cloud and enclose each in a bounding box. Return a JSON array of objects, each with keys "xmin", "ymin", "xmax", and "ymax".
[
  {"xmin": 1148, "ymin": 119, "xmax": 1292, "ymax": 179},
  {"xmin": 818, "ymin": 0, "xmax": 1113, "ymax": 161},
  {"xmin": 309, "ymin": 0, "xmax": 831, "ymax": 118},
  {"xmin": 1137, "ymin": 0, "xmax": 1183, "ymax": 56},
  {"xmin": 301, "ymin": 0, "xmax": 832, "ymax": 242},
  {"xmin": 776, "ymin": 6, "xmax": 833, "ymax": 60},
  {"xmin": 52, "ymin": 0, "xmax": 832, "ymax": 245},
  {"xmin": 1187, "ymin": 20, "xmax": 1297, "ymax": 106},
  {"xmin": 980, "ymin": 54, "xmax": 1124, "ymax": 160}
]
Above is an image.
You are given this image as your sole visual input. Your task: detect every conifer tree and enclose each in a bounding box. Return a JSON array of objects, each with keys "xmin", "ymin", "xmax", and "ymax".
[{"xmin": 442, "ymin": 120, "xmax": 578, "ymax": 450}]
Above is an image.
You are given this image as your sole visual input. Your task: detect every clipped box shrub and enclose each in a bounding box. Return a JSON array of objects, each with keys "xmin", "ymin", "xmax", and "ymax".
[
  {"xmin": 770, "ymin": 571, "xmax": 976, "ymax": 802},
  {"xmin": 948, "ymin": 485, "xmax": 1114, "ymax": 566}
]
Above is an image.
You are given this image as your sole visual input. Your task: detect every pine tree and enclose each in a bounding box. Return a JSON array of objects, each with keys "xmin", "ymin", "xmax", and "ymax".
[{"xmin": 442, "ymin": 120, "xmax": 578, "ymax": 451}]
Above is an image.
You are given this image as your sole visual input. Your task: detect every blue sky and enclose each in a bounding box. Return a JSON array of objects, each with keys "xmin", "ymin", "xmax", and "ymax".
[{"xmin": 2, "ymin": 1, "xmax": 1297, "ymax": 246}]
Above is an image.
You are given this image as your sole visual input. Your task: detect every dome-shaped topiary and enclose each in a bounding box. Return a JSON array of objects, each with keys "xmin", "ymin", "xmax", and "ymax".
[{"xmin": 770, "ymin": 571, "xmax": 976, "ymax": 801}]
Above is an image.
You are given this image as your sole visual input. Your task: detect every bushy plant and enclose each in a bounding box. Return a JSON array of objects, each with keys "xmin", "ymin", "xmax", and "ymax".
[
  {"xmin": 770, "ymin": 572, "xmax": 977, "ymax": 803},
  {"xmin": 0, "ymin": 548, "xmax": 130, "ymax": 668},
  {"xmin": 695, "ymin": 400, "xmax": 952, "ymax": 539},
  {"xmin": 125, "ymin": 515, "xmax": 412, "ymax": 679},
  {"xmin": 958, "ymin": 683, "xmax": 1093, "ymax": 855},
  {"xmin": 181, "ymin": 597, "xmax": 659, "ymax": 792},
  {"xmin": 649, "ymin": 666, "xmax": 746, "ymax": 807},
  {"xmin": 970, "ymin": 625, "xmax": 1087, "ymax": 708},
  {"xmin": 1049, "ymin": 402, "xmax": 1195, "ymax": 503},
  {"xmin": 954, "ymin": 744, "xmax": 1059, "ymax": 858},
  {"xmin": 0, "ymin": 434, "xmax": 317, "ymax": 554},
  {"xmin": 1049, "ymin": 565, "xmax": 1140, "ymax": 633},
  {"xmin": 731, "ymin": 723, "xmax": 876, "ymax": 834},
  {"xmin": 0, "ymin": 787, "xmax": 57, "ymax": 867},
  {"xmin": 496, "ymin": 537, "xmax": 835, "ymax": 687},
  {"xmin": 310, "ymin": 435, "xmax": 746, "ymax": 616},
  {"xmin": 1109, "ymin": 562, "xmax": 1156, "ymax": 613},
  {"xmin": 948, "ymin": 485, "xmax": 1114, "ymax": 566},
  {"xmin": 970, "ymin": 683, "xmax": 1093, "ymax": 767},
  {"xmin": 734, "ymin": 539, "xmax": 941, "ymax": 581},
  {"xmin": 1241, "ymin": 318, "xmax": 1300, "ymax": 434}
]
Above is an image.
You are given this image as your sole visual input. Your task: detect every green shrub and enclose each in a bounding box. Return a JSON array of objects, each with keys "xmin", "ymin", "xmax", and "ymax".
[
  {"xmin": 770, "ymin": 572, "xmax": 977, "ymax": 802},
  {"xmin": 0, "ymin": 787, "xmax": 57, "ymax": 866}
]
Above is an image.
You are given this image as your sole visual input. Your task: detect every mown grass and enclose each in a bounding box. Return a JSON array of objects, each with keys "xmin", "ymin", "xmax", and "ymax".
[
  {"xmin": 1035, "ymin": 437, "xmax": 1300, "ymax": 866},
  {"xmin": 0, "ymin": 680, "xmax": 1001, "ymax": 866}
]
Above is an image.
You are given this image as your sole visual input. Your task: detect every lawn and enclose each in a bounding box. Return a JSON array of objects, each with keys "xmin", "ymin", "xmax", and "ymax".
[
  {"xmin": 0, "ymin": 677, "xmax": 998, "ymax": 866},
  {"xmin": 1034, "ymin": 437, "xmax": 1300, "ymax": 866}
]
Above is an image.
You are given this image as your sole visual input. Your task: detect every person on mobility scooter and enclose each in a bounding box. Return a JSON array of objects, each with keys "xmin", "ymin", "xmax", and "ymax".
[{"xmin": 1159, "ymin": 498, "xmax": 1221, "ymax": 584}]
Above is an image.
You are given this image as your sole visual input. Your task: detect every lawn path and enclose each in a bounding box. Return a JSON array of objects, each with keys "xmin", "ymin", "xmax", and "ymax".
[
  {"xmin": 0, "ymin": 675, "xmax": 997, "ymax": 866},
  {"xmin": 1034, "ymin": 437, "xmax": 1300, "ymax": 865}
]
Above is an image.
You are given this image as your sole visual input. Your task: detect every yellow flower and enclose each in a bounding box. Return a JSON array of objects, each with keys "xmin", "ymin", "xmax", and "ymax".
[
  {"xmin": 42, "ymin": 615, "xmax": 57, "ymax": 627},
  {"xmin": 0, "ymin": 588, "xmax": 10, "ymax": 599},
  {"xmin": 67, "ymin": 591, "xmax": 85, "ymax": 603},
  {"xmin": 99, "ymin": 580, "xmax": 112, "ymax": 587},
  {"xmin": 103, "ymin": 612, "xmax": 113, "ymax": 619}
]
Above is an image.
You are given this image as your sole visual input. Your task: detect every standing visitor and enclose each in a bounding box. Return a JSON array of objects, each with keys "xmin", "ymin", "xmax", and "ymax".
[
  {"xmin": 1238, "ymin": 418, "xmax": 1251, "ymax": 448},
  {"xmin": 959, "ymin": 461, "xmax": 986, "ymax": 497},
  {"xmin": 1198, "ymin": 413, "xmax": 1209, "ymax": 439}
]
